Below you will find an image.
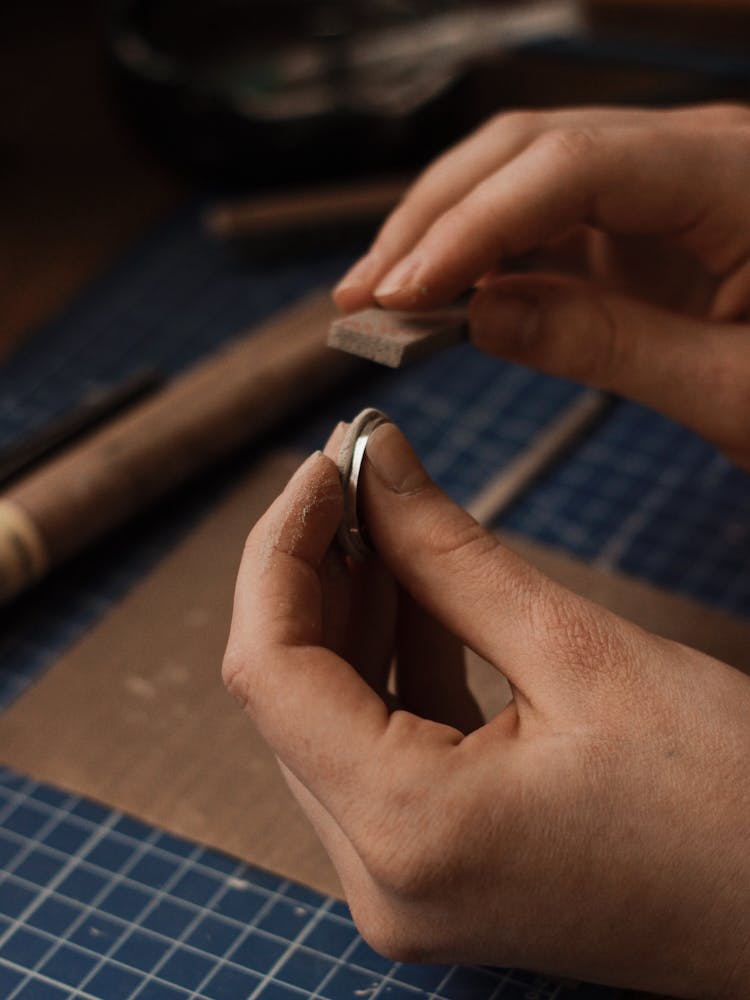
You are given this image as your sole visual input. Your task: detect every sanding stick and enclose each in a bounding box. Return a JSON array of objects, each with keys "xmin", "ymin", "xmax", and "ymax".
[{"xmin": 328, "ymin": 304, "xmax": 468, "ymax": 368}]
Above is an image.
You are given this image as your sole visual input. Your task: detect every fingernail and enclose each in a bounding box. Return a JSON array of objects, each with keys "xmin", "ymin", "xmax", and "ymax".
[
  {"xmin": 364, "ymin": 422, "xmax": 429, "ymax": 494},
  {"xmin": 288, "ymin": 450, "xmax": 326, "ymax": 487},
  {"xmin": 323, "ymin": 421, "xmax": 347, "ymax": 459},
  {"xmin": 471, "ymin": 290, "xmax": 540, "ymax": 354},
  {"xmin": 334, "ymin": 253, "xmax": 379, "ymax": 303},
  {"xmin": 374, "ymin": 255, "xmax": 422, "ymax": 301}
]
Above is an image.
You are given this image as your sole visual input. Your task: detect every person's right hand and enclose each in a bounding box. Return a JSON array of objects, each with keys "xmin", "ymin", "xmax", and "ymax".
[
  {"xmin": 334, "ymin": 104, "xmax": 750, "ymax": 470},
  {"xmin": 223, "ymin": 421, "xmax": 750, "ymax": 1000}
]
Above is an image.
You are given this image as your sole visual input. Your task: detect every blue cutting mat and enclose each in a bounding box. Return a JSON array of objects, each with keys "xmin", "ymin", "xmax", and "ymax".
[
  {"xmin": 0, "ymin": 769, "xmax": 609, "ymax": 1000},
  {"xmin": 0, "ymin": 204, "xmax": 748, "ymax": 998}
]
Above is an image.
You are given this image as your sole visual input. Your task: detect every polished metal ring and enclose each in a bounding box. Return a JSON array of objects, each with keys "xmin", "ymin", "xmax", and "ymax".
[{"xmin": 336, "ymin": 408, "xmax": 391, "ymax": 560}]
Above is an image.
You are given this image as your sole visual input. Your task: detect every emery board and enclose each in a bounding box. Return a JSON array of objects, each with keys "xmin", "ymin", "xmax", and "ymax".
[
  {"xmin": 1, "ymin": 451, "xmax": 750, "ymax": 903},
  {"xmin": 328, "ymin": 305, "xmax": 468, "ymax": 368}
]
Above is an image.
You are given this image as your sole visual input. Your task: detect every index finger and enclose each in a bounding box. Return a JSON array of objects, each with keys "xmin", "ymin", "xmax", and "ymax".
[
  {"xmin": 373, "ymin": 124, "xmax": 747, "ymax": 309},
  {"xmin": 334, "ymin": 104, "xmax": 739, "ymax": 312},
  {"xmin": 222, "ymin": 451, "xmax": 391, "ymax": 815}
]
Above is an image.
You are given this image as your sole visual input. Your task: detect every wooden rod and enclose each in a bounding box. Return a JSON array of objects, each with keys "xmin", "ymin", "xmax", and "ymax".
[
  {"xmin": 204, "ymin": 178, "xmax": 408, "ymax": 241},
  {"xmin": 466, "ymin": 390, "xmax": 611, "ymax": 527},
  {"xmin": 0, "ymin": 291, "xmax": 359, "ymax": 603}
]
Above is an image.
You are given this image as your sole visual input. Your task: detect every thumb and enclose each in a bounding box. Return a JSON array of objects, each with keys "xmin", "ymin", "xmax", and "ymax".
[
  {"xmin": 359, "ymin": 422, "xmax": 631, "ymax": 712},
  {"xmin": 470, "ymin": 274, "xmax": 750, "ymax": 463}
]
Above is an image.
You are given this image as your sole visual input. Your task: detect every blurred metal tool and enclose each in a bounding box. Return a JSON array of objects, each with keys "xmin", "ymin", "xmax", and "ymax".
[{"xmin": 467, "ymin": 390, "xmax": 612, "ymax": 527}]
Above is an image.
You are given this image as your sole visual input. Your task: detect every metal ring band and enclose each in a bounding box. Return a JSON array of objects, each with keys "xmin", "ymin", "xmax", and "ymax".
[{"xmin": 336, "ymin": 408, "xmax": 391, "ymax": 560}]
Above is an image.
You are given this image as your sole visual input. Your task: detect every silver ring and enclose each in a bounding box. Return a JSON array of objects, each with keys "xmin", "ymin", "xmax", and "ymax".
[{"xmin": 336, "ymin": 408, "xmax": 391, "ymax": 560}]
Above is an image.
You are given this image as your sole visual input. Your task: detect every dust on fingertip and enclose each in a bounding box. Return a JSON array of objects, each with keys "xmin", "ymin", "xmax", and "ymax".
[
  {"xmin": 323, "ymin": 420, "xmax": 348, "ymax": 459},
  {"xmin": 257, "ymin": 453, "xmax": 341, "ymax": 571}
]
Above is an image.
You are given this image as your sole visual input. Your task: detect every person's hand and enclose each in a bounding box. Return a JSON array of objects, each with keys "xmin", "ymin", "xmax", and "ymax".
[
  {"xmin": 223, "ymin": 420, "xmax": 750, "ymax": 999},
  {"xmin": 333, "ymin": 104, "xmax": 750, "ymax": 470}
]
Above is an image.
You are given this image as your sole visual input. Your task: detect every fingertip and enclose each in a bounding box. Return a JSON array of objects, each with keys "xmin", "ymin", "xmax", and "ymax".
[
  {"xmin": 333, "ymin": 252, "xmax": 383, "ymax": 312},
  {"xmin": 252, "ymin": 450, "xmax": 343, "ymax": 569}
]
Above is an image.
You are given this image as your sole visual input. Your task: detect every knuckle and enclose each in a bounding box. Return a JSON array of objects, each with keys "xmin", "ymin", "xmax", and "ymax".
[
  {"xmin": 351, "ymin": 903, "xmax": 432, "ymax": 963},
  {"xmin": 484, "ymin": 108, "xmax": 539, "ymax": 140},
  {"xmin": 222, "ymin": 642, "xmax": 271, "ymax": 718},
  {"xmin": 700, "ymin": 101, "xmax": 750, "ymax": 127},
  {"xmin": 454, "ymin": 544, "xmax": 549, "ymax": 629},
  {"xmin": 537, "ymin": 126, "xmax": 600, "ymax": 166},
  {"xmin": 532, "ymin": 590, "xmax": 619, "ymax": 674},
  {"xmin": 376, "ymin": 201, "xmax": 415, "ymax": 251},
  {"xmin": 392, "ymin": 496, "xmax": 509, "ymax": 586},
  {"xmin": 424, "ymin": 515, "xmax": 499, "ymax": 568},
  {"xmin": 358, "ymin": 841, "xmax": 416, "ymax": 900},
  {"xmin": 359, "ymin": 809, "xmax": 446, "ymax": 901},
  {"xmin": 434, "ymin": 198, "xmax": 477, "ymax": 239},
  {"xmin": 220, "ymin": 644, "xmax": 249, "ymax": 710},
  {"xmin": 351, "ymin": 761, "xmax": 515, "ymax": 963},
  {"xmin": 357, "ymin": 746, "xmax": 458, "ymax": 901},
  {"xmin": 421, "ymin": 516, "xmax": 542, "ymax": 611},
  {"xmin": 538, "ymin": 288, "xmax": 625, "ymax": 388}
]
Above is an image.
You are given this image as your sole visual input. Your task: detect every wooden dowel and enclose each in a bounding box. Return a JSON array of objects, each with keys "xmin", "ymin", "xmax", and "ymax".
[
  {"xmin": 0, "ymin": 291, "xmax": 360, "ymax": 604},
  {"xmin": 204, "ymin": 178, "xmax": 408, "ymax": 241},
  {"xmin": 466, "ymin": 390, "xmax": 611, "ymax": 526}
]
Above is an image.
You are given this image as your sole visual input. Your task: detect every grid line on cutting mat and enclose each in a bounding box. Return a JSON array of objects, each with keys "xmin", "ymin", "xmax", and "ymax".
[{"xmin": 0, "ymin": 772, "xmax": 588, "ymax": 1000}]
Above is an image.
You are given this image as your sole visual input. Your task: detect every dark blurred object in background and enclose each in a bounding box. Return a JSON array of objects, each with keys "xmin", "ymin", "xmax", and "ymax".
[
  {"xmin": 6, "ymin": 0, "xmax": 750, "ymax": 357},
  {"xmin": 106, "ymin": 0, "xmax": 750, "ymax": 187},
  {"xmin": 105, "ymin": 0, "xmax": 585, "ymax": 184}
]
